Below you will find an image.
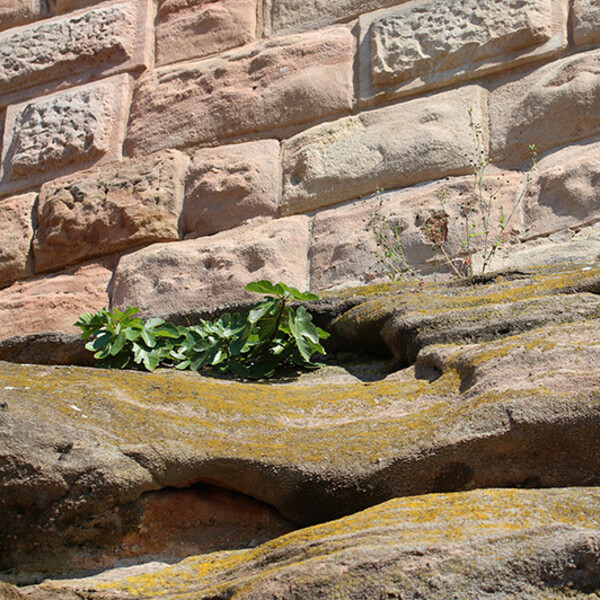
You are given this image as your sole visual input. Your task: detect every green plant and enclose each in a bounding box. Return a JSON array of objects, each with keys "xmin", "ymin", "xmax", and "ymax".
[
  {"xmin": 74, "ymin": 280, "xmax": 329, "ymax": 379},
  {"xmin": 74, "ymin": 307, "xmax": 181, "ymax": 371},
  {"xmin": 368, "ymin": 189, "xmax": 420, "ymax": 282},
  {"xmin": 369, "ymin": 109, "xmax": 537, "ymax": 280}
]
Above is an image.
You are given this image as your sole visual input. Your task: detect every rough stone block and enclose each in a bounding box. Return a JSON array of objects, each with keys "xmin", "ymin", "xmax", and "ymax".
[
  {"xmin": 573, "ymin": 0, "xmax": 600, "ymax": 45},
  {"xmin": 490, "ymin": 49, "xmax": 600, "ymax": 164},
  {"xmin": 359, "ymin": 0, "xmax": 566, "ymax": 103},
  {"xmin": 49, "ymin": 0, "xmax": 106, "ymax": 14},
  {"xmin": 33, "ymin": 150, "xmax": 188, "ymax": 274},
  {"xmin": 0, "ymin": 192, "xmax": 35, "ymax": 287},
  {"xmin": 125, "ymin": 26, "xmax": 354, "ymax": 156},
  {"xmin": 522, "ymin": 139, "xmax": 600, "ymax": 240},
  {"xmin": 156, "ymin": 0, "xmax": 257, "ymax": 67},
  {"xmin": 0, "ymin": 261, "xmax": 113, "ymax": 341},
  {"xmin": 0, "ymin": 0, "xmax": 151, "ymax": 97},
  {"xmin": 0, "ymin": 0, "xmax": 48, "ymax": 32},
  {"xmin": 281, "ymin": 85, "xmax": 487, "ymax": 215},
  {"xmin": 184, "ymin": 140, "xmax": 280, "ymax": 238},
  {"xmin": 0, "ymin": 74, "xmax": 132, "ymax": 196},
  {"xmin": 310, "ymin": 171, "xmax": 523, "ymax": 290},
  {"xmin": 263, "ymin": 0, "xmax": 398, "ymax": 35},
  {"xmin": 111, "ymin": 216, "xmax": 310, "ymax": 315}
]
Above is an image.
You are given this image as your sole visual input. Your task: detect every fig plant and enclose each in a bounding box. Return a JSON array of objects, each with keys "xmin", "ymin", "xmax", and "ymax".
[{"xmin": 75, "ymin": 280, "xmax": 329, "ymax": 379}]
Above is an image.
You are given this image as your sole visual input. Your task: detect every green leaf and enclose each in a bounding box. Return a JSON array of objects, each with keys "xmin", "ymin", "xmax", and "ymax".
[{"xmin": 245, "ymin": 280, "xmax": 283, "ymax": 296}]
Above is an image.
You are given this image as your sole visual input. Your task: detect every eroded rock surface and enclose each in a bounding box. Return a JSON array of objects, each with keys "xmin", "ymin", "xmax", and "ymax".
[
  {"xmin": 1, "ymin": 262, "xmax": 599, "ymax": 594},
  {"xmin": 25, "ymin": 488, "xmax": 600, "ymax": 600}
]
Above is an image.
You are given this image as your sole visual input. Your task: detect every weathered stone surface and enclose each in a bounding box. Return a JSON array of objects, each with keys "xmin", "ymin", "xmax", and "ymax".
[
  {"xmin": 490, "ymin": 49, "xmax": 600, "ymax": 164},
  {"xmin": 0, "ymin": 0, "xmax": 151, "ymax": 96},
  {"xmin": 263, "ymin": 0, "xmax": 398, "ymax": 35},
  {"xmin": 0, "ymin": 0, "xmax": 48, "ymax": 33},
  {"xmin": 310, "ymin": 171, "xmax": 523, "ymax": 290},
  {"xmin": 49, "ymin": 0, "xmax": 107, "ymax": 14},
  {"xmin": 0, "ymin": 192, "xmax": 35, "ymax": 287},
  {"xmin": 0, "ymin": 261, "xmax": 113, "ymax": 341},
  {"xmin": 111, "ymin": 216, "xmax": 310, "ymax": 315},
  {"xmin": 489, "ymin": 223, "xmax": 600, "ymax": 272},
  {"xmin": 31, "ymin": 488, "xmax": 600, "ymax": 600},
  {"xmin": 282, "ymin": 85, "xmax": 487, "ymax": 214},
  {"xmin": 1, "ymin": 270, "xmax": 600, "ymax": 579},
  {"xmin": 522, "ymin": 139, "xmax": 600, "ymax": 240},
  {"xmin": 330, "ymin": 262, "xmax": 600, "ymax": 358},
  {"xmin": 184, "ymin": 140, "xmax": 280, "ymax": 237},
  {"xmin": 0, "ymin": 75, "xmax": 132, "ymax": 196},
  {"xmin": 156, "ymin": 0, "xmax": 257, "ymax": 67},
  {"xmin": 359, "ymin": 0, "xmax": 566, "ymax": 102},
  {"xmin": 573, "ymin": 0, "xmax": 600, "ymax": 45},
  {"xmin": 0, "ymin": 332, "xmax": 93, "ymax": 366},
  {"xmin": 125, "ymin": 26, "xmax": 354, "ymax": 156},
  {"xmin": 33, "ymin": 150, "xmax": 188, "ymax": 274}
]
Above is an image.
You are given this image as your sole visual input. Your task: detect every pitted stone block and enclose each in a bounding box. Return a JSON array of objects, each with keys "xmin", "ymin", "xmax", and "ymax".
[
  {"xmin": 359, "ymin": 0, "xmax": 567, "ymax": 103},
  {"xmin": 125, "ymin": 26, "xmax": 354, "ymax": 156},
  {"xmin": 33, "ymin": 150, "xmax": 188, "ymax": 274},
  {"xmin": 0, "ymin": 0, "xmax": 151, "ymax": 97},
  {"xmin": 0, "ymin": 74, "xmax": 132, "ymax": 196}
]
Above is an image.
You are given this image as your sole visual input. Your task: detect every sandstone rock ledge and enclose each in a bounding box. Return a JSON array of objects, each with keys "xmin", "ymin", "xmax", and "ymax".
[
  {"xmin": 20, "ymin": 487, "xmax": 600, "ymax": 600},
  {"xmin": 0, "ymin": 263, "xmax": 599, "ymax": 597}
]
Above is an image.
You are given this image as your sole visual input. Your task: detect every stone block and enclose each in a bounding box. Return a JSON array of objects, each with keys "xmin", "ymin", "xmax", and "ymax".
[
  {"xmin": 33, "ymin": 150, "xmax": 188, "ymax": 274},
  {"xmin": 0, "ymin": 74, "xmax": 132, "ymax": 196},
  {"xmin": 522, "ymin": 139, "xmax": 600, "ymax": 240},
  {"xmin": 0, "ymin": 260, "xmax": 113, "ymax": 341},
  {"xmin": 111, "ymin": 216, "xmax": 310, "ymax": 315},
  {"xmin": 573, "ymin": 0, "xmax": 600, "ymax": 45},
  {"xmin": 0, "ymin": 192, "xmax": 35, "ymax": 287},
  {"xmin": 263, "ymin": 0, "xmax": 398, "ymax": 35},
  {"xmin": 184, "ymin": 140, "xmax": 280, "ymax": 238},
  {"xmin": 359, "ymin": 0, "xmax": 567, "ymax": 103},
  {"xmin": 490, "ymin": 49, "xmax": 600, "ymax": 164},
  {"xmin": 0, "ymin": 0, "xmax": 151, "ymax": 98},
  {"xmin": 125, "ymin": 26, "xmax": 354, "ymax": 156},
  {"xmin": 281, "ymin": 85, "xmax": 487, "ymax": 215},
  {"xmin": 156, "ymin": 0, "xmax": 257, "ymax": 67},
  {"xmin": 0, "ymin": 0, "xmax": 48, "ymax": 32},
  {"xmin": 49, "ymin": 0, "xmax": 106, "ymax": 14},
  {"xmin": 310, "ymin": 171, "xmax": 523, "ymax": 290}
]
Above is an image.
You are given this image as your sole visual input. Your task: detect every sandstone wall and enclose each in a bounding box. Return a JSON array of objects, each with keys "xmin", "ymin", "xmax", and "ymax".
[{"xmin": 0, "ymin": 0, "xmax": 599, "ymax": 337}]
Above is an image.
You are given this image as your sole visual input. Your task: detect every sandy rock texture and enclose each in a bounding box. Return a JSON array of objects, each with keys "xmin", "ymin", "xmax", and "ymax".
[
  {"xmin": 0, "ymin": 192, "xmax": 34, "ymax": 287},
  {"xmin": 111, "ymin": 216, "xmax": 310, "ymax": 315},
  {"xmin": 33, "ymin": 150, "xmax": 188, "ymax": 274},
  {"xmin": 0, "ymin": 261, "xmax": 113, "ymax": 341},
  {"xmin": 125, "ymin": 26, "xmax": 354, "ymax": 156},
  {"xmin": 359, "ymin": 0, "xmax": 567, "ymax": 101},
  {"xmin": 490, "ymin": 49, "xmax": 600, "ymax": 164},
  {"xmin": 0, "ymin": 0, "xmax": 48, "ymax": 33},
  {"xmin": 0, "ymin": 75, "xmax": 132, "ymax": 196},
  {"xmin": 282, "ymin": 85, "xmax": 486, "ymax": 214},
  {"xmin": 27, "ymin": 488, "xmax": 600, "ymax": 600},
  {"xmin": 0, "ymin": 0, "xmax": 151, "ymax": 96},
  {"xmin": 1, "ymin": 263, "xmax": 599, "ymax": 586},
  {"xmin": 156, "ymin": 0, "xmax": 257, "ymax": 66},
  {"xmin": 573, "ymin": 0, "xmax": 600, "ymax": 46},
  {"xmin": 184, "ymin": 139, "xmax": 280, "ymax": 237}
]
